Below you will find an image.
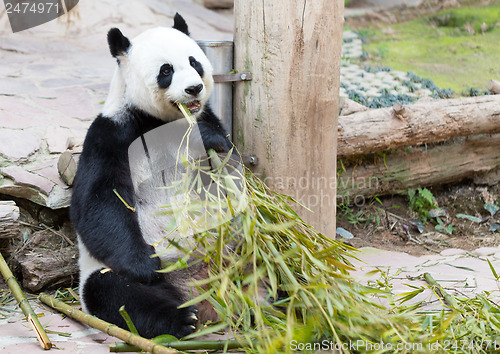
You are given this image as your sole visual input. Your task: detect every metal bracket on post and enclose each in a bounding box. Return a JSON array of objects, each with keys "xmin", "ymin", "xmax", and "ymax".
[{"xmin": 213, "ymin": 72, "xmax": 252, "ymax": 83}]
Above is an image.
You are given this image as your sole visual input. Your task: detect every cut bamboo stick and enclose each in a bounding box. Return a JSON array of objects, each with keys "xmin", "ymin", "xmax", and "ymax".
[
  {"xmin": 109, "ymin": 339, "xmax": 244, "ymax": 352},
  {"xmin": 423, "ymin": 272, "xmax": 459, "ymax": 309},
  {"xmin": 38, "ymin": 293, "xmax": 177, "ymax": 354},
  {"xmin": 0, "ymin": 251, "xmax": 52, "ymax": 350}
]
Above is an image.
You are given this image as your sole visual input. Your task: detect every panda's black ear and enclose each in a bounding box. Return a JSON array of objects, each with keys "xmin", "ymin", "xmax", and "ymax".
[
  {"xmin": 107, "ymin": 28, "xmax": 131, "ymax": 58},
  {"xmin": 173, "ymin": 13, "xmax": 190, "ymax": 36}
]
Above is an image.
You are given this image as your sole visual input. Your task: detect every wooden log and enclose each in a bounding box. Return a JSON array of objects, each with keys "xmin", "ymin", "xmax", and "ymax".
[
  {"xmin": 203, "ymin": 0, "xmax": 233, "ymax": 9},
  {"xmin": 0, "ymin": 201, "xmax": 20, "ymax": 239},
  {"xmin": 337, "ymin": 134, "xmax": 500, "ymax": 201},
  {"xmin": 338, "ymin": 95, "xmax": 500, "ymax": 156},
  {"xmin": 233, "ymin": 0, "xmax": 344, "ymax": 237},
  {"xmin": 15, "ymin": 245, "xmax": 78, "ymax": 291}
]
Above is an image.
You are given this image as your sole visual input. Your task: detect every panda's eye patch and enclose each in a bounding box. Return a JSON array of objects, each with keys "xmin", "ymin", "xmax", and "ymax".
[
  {"xmin": 160, "ymin": 64, "xmax": 174, "ymax": 76},
  {"xmin": 157, "ymin": 64, "xmax": 174, "ymax": 89},
  {"xmin": 188, "ymin": 56, "xmax": 204, "ymax": 77}
]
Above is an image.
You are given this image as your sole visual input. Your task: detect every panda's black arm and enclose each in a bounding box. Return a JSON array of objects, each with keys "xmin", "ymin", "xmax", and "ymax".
[
  {"xmin": 197, "ymin": 105, "xmax": 232, "ymax": 153},
  {"xmin": 70, "ymin": 117, "xmax": 161, "ymax": 284}
]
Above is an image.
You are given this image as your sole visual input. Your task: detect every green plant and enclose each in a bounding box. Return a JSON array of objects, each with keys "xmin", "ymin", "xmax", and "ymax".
[
  {"xmin": 434, "ymin": 217, "xmax": 455, "ymax": 235},
  {"xmin": 408, "ymin": 188, "xmax": 438, "ymax": 222},
  {"xmin": 377, "ymin": 44, "xmax": 389, "ymax": 58}
]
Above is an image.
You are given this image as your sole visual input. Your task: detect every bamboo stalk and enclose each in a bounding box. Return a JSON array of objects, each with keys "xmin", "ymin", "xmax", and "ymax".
[
  {"xmin": 109, "ymin": 339, "xmax": 244, "ymax": 352},
  {"xmin": 0, "ymin": 251, "xmax": 52, "ymax": 350},
  {"xmin": 422, "ymin": 273, "xmax": 459, "ymax": 309},
  {"xmin": 177, "ymin": 103, "xmax": 195, "ymax": 125},
  {"xmin": 38, "ymin": 293, "xmax": 177, "ymax": 354}
]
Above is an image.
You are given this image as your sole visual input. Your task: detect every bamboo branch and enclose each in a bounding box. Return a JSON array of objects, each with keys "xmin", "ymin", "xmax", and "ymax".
[
  {"xmin": 109, "ymin": 339, "xmax": 244, "ymax": 352},
  {"xmin": 38, "ymin": 293, "xmax": 177, "ymax": 354},
  {"xmin": 0, "ymin": 251, "xmax": 52, "ymax": 350},
  {"xmin": 207, "ymin": 149, "xmax": 243, "ymax": 198},
  {"xmin": 422, "ymin": 272, "xmax": 459, "ymax": 309}
]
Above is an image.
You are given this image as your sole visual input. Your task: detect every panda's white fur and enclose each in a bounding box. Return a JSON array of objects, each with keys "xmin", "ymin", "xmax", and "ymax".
[
  {"xmin": 103, "ymin": 27, "xmax": 214, "ymax": 122},
  {"xmin": 71, "ymin": 14, "xmax": 231, "ymax": 339}
]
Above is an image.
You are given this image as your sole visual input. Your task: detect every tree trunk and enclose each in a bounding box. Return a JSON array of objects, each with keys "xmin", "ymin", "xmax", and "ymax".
[
  {"xmin": 338, "ymin": 134, "xmax": 500, "ymax": 201},
  {"xmin": 338, "ymin": 95, "xmax": 500, "ymax": 156},
  {"xmin": 233, "ymin": 0, "xmax": 344, "ymax": 237},
  {"xmin": 0, "ymin": 201, "xmax": 20, "ymax": 239}
]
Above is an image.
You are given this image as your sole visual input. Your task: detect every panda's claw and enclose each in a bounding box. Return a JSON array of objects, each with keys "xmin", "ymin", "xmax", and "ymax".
[{"xmin": 172, "ymin": 305, "xmax": 199, "ymax": 338}]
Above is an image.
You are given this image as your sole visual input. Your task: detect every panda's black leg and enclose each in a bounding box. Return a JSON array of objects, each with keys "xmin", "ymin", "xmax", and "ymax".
[{"xmin": 82, "ymin": 270, "xmax": 198, "ymax": 339}]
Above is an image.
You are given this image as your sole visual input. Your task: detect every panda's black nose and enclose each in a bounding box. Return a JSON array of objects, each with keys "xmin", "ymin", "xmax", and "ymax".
[{"xmin": 185, "ymin": 84, "xmax": 203, "ymax": 96}]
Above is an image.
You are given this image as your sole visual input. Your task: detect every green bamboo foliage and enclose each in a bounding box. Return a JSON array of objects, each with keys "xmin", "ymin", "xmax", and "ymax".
[
  {"xmin": 155, "ymin": 107, "xmax": 500, "ymax": 353},
  {"xmin": 0, "ymin": 251, "xmax": 52, "ymax": 350}
]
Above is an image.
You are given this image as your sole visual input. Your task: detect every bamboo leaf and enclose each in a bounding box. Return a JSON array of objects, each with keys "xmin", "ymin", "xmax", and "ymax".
[
  {"xmin": 119, "ymin": 306, "xmax": 139, "ymax": 335},
  {"xmin": 487, "ymin": 258, "xmax": 500, "ymax": 280},
  {"xmin": 178, "ymin": 288, "xmax": 215, "ymax": 308},
  {"xmin": 456, "ymin": 213, "xmax": 482, "ymax": 223},
  {"xmin": 484, "ymin": 203, "xmax": 499, "ymax": 216}
]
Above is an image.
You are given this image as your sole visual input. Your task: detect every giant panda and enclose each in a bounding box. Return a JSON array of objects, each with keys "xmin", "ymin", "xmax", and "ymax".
[{"xmin": 70, "ymin": 14, "xmax": 232, "ymax": 339}]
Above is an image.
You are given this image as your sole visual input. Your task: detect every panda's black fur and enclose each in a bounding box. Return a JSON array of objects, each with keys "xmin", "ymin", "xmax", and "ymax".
[{"xmin": 70, "ymin": 14, "xmax": 231, "ymax": 338}]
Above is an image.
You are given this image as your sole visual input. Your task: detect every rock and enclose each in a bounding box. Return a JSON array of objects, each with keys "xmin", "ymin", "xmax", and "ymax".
[
  {"xmin": 46, "ymin": 127, "xmax": 72, "ymax": 154},
  {"xmin": 46, "ymin": 127, "xmax": 86, "ymax": 154},
  {"xmin": 440, "ymin": 248, "xmax": 466, "ymax": 257},
  {"xmin": 32, "ymin": 87, "xmax": 99, "ymax": 121},
  {"xmin": 0, "ymin": 129, "xmax": 41, "ymax": 162},
  {"xmin": 46, "ymin": 185, "xmax": 72, "ymax": 209},
  {"xmin": 57, "ymin": 151, "xmax": 79, "ymax": 187},
  {"xmin": 488, "ymin": 79, "xmax": 500, "ymax": 94},
  {"xmin": 472, "ymin": 247, "xmax": 500, "ymax": 257},
  {"xmin": 0, "ymin": 166, "xmax": 55, "ymax": 195},
  {"xmin": 0, "ymin": 164, "xmax": 71, "ymax": 209}
]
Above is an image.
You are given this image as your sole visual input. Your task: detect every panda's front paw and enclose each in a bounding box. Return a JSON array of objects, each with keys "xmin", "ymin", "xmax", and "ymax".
[{"xmin": 172, "ymin": 306, "xmax": 199, "ymax": 339}]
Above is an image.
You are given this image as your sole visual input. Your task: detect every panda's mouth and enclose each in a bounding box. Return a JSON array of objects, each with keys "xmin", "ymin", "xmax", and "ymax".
[{"xmin": 184, "ymin": 100, "xmax": 201, "ymax": 114}]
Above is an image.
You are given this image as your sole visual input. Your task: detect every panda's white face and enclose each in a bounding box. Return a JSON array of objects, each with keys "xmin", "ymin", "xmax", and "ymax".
[{"xmin": 103, "ymin": 27, "xmax": 214, "ymax": 122}]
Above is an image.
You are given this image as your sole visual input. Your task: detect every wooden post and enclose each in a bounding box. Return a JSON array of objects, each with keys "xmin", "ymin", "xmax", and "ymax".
[{"xmin": 233, "ymin": 1, "xmax": 343, "ymax": 237}]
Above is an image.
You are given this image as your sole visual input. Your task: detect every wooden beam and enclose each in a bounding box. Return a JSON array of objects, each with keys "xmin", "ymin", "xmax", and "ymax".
[
  {"xmin": 338, "ymin": 95, "xmax": 500, "ymax": 156},
  {"xmin": 338, "ymin": 134, "xmax": 500, "ymax": 201},
  {"xmin": 233, "ymin": 0, "xmax": 344, "ymax": 237}
]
